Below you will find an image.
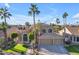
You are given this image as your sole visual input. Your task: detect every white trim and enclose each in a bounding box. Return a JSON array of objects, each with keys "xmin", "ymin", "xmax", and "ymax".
[
  {"xmin": 72, "ymin": 36, "xmax": 74, "ymax": 42},
  {"xmin": 75, "ymin": 36, "xmax": 77, "ymax": 43}
]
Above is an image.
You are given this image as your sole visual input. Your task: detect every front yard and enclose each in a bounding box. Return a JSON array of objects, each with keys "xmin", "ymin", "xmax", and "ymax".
[
  {"xmin": 65, "ymin": 45, "xmax": 79, "ymax": 55},
  {"xmin": 4, "ymin": 44, "xmax": 28, "ymax": 54}
]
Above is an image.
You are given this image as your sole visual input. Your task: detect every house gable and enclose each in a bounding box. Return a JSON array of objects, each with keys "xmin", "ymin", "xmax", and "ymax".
[{"xmin": 59, "ymin": 27, "xmax": 72, "ymax": 35}]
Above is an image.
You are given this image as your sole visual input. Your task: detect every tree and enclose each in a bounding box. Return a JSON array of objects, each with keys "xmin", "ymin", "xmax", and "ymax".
[
  {"xmin": 56, "ymin": 18, "xmax": 60, "ymax": 24},
  {"xmin": 52, "ymin": 24, "xmax": 63, "ymax": 33},
  {"xmin": 28, "ymin": 4, "xmax": 40, "ymax": 54},
  {"xmin": 29, "ymin": 32, "xmax": 34, "ymax": 42},
  {"xmin": 0, "ymin": 7, "xmax": 12, "ymax": 40},
  {"xmin": 62, "ymin": 12, "xmax": 68, "ymax": 41},
  {"xmin": 25, "ymin": 22, "xmax": 31, "ymax": 27},
  {"xmin": 11, "ymin": 32, "xmax": 18, "ymax": 39}
]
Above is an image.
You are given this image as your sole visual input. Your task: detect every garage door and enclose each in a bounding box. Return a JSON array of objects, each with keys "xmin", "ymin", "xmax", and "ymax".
[
  {"xmin": 38, "ymin": 39, "xmax": 63, "ymax": 45},
  {"xmin": 53, "ymin": 39, "xmax": 63, "ymax": 45},
  {"xmin": 38, "ymin": 39, "xmax": 52, "ymax": 45}
]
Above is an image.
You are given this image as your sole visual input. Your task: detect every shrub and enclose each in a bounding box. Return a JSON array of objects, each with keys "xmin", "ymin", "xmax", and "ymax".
[
  {"xmin": 28, "ymin": 32, "xmax": 34, "ymax": 42},
  {"xmin": 11, "ymin": 32, "xmax": 18, "ymax": 39},
  {"xmin": 0, "ymin": 38, "xmax": 4, "ymax": 43},
  {"xmin": 64, "ymin": 39, "xmax": 71, "ymax": 45},
  {"xmin": 23, "ymin": 44, "xmax": 28, "ymax": 48}
]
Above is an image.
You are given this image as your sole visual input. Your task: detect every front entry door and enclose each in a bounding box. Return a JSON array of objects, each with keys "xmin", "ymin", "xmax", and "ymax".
[{"xmin": 23, "ymin": 34, "xmax": 28, "ymax": 42}]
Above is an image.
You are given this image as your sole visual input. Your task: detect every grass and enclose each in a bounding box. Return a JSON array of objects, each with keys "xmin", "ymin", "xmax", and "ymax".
[
  {"xmin": 3, "ymin": 44, "xmax": 28, "ymax": 54},
  {"xmin": 4, "ymin": 49, "xmax": 15, "ymax": 53},
  {"xmin": 12, "ymin": 44, "xmax": 28, "ymax": 53},
  {"xmin": 65, "ymin": 45, "xmax": 79, "ymax": 55}
]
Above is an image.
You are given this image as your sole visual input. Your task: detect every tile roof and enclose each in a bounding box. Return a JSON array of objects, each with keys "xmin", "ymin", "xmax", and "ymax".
[{"xmin": 66, "ymin": 25, "xmax": 79, "ymax": 36}]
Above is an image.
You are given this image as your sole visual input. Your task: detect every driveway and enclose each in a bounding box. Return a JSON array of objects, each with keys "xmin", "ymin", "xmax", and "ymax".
[{"xmin": 38, "ymin": 45, "xmax": 69, "ymax": 55}]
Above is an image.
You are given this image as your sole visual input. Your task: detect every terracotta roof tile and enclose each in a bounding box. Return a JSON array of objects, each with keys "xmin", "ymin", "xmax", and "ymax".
[{"xmin": 66, "ymin": 25, "xmax": 79, "ymax": 36}]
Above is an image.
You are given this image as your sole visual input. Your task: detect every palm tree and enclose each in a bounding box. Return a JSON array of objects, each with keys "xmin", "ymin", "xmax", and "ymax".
[
  {"xmin": 0, "ymin": 7, "xmax": 12, "ymax": 40},
  {"xmin": 56, "ymin": 18, "xmax": 60, "ymax": 24},
  {"xmin": 28, "ymin": 4, "xmax": 40, "ymax": 54},
  {"xmin": 25, "ymin": 22, "xmax": 31, "ymax": 27},
  {"xmin": 62, "ymin": 12, "xmax": 68, "ymax": 40}
]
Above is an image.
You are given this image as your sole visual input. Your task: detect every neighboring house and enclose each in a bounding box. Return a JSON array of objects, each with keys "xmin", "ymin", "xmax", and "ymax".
[
  {"xmin": 59, "ymin": 25, "xmax": 79, "ymax": 44},
  {"xmin": 37, "ymin": 23, "xmax": 64, "ymax": 45}
]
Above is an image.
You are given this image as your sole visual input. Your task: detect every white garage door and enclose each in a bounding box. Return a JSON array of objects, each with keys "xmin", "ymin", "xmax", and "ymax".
[
  {"xmin": 38, "ymin": 39, "xmax": 63, "ymax": 45},
  {"xmin": 53, "ymin": 39, "xmax": 63, "ymax": 45}
]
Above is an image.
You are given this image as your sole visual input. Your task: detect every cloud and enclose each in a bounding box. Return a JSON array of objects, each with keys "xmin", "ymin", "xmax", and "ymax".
[
  {"xmin": 4, "ymin": 3, "xmax": 10, "ymax": 8},
  {"xmin": 50, "ymin": 18, "xmax": 56, "ymax": 24},
  {"xmin": 50, "ymin": 8, "xmax": 57, "ymax": 14},
  {"xmin": 7, "ymin": 14, "xmax": 33, "ymax": 25},
  {"xmin": 72, "ymin": 13, "xmax": 79, "ymax": 19},
  {"xmin": 6, "ymin": 14, "xmax": 55, "ymax": 25},
  {"xmin": 0, "ymin": 14, "xmax": 59, "ymax": 25}
]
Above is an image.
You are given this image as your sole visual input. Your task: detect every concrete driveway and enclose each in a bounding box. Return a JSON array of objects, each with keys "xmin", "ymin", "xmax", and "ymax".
[{"xmin": 38, "ymin": 45, "xmax": 69, "ymax": 55}]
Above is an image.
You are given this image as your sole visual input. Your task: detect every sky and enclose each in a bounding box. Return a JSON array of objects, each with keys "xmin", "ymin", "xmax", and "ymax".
[{"xmin": 0, "ymin": 3, "xmax": 79, "ymax": 25}]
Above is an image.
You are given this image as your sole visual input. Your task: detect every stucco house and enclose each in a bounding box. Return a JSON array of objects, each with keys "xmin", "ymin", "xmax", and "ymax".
[
  {"xmin": 59, "ymin": 25, "xmax": 79, "ymax": 44},
  {"xmin": 37, "ymin": 23, "xmax": 64, "ymax": 45},
  {"xmin": 0, "ymin": 23, "xmax": 64, "ymax": 45},
  {"xmin": 0, "ymin": 25, "xmax": 30, "ymax": 44}
]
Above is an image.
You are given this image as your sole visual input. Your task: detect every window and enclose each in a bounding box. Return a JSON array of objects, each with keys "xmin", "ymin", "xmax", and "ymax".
[
  {"xmin": 23, "ymin": 34, "xmax": 28, "ymax": 41},
  {"xmin": 70, "ymin": 36, "xmax": 72, "ymax": 41},
  {"xmin": 77, "ymin": 37, "xmax": 79, "ymax": 42},
  {"xmin": 48, "ymin": 29, "xmax": 52, "ymax": 33},
  {"xmin": 42, "ymin": 29, "xmax": 46, "ymax": 33}
]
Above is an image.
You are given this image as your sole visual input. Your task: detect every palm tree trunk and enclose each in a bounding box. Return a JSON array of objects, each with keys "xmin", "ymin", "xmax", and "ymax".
[
  {"xmin": 64, "ymin": 18, "xmax": 66, "ymax": 42},
  {"xmin": 4, "ymin": 18, "xmax": 7, "ymax": 40},
  {"xmin": 33, "ymin": 12, "xmax": 36, "ymax": 54},
  {"xmin": 32, "ymin": 12, "xmax": 38, "ymax": 55}
]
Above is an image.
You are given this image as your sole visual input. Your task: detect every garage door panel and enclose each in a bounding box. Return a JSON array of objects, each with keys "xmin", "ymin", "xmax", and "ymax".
[{"xmin": 38, "ymin": 39, "xmax": 63, "ymax": 45}]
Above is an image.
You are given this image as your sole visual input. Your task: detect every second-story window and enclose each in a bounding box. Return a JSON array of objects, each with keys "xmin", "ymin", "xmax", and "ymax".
[{"xmin": 48, "ymin": 29, "xmax": 52, "ymax": 33}]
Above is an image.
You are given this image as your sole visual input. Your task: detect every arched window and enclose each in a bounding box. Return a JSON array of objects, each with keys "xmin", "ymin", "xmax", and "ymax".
[
  {"xmin": 23, "ymin": 34, "xmax": 28, "ymax": 41},
  {"xmin": 48, "ymin": 29, "xmax": 52, "ymax": 33}
]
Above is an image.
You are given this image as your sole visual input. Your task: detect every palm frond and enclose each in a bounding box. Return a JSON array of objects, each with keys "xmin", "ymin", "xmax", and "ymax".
[
  {"xmin": 62, "ymin": 12, "xmax": 68, "ymax": 18},
  {"xmin": 31, "ymin": 3, "xmax": 36, "ymax": 8},
  {"xmin": 1, "ymin": 16, "xmax": 4, "ymax": 19},
  {"xmin": 8, "ymin": 13, "xmax": 12, "ymax": 16},
  {"xmin": 4, "ymin": 7, "xmax": 8, "ymax": 12},
  {"xmin": 28, "ymin": 11, "xmax": 32, "ymax": 16},
  {"xmin": 0, "ymin": 7, "xmax": 12, "ymax": 20},
  {"xmin": 36, "ymin": 10, "xmax": 40, "ymax": 15}
]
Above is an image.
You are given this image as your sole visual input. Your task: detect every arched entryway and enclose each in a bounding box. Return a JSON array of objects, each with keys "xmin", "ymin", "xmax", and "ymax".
[{"xmin": 22, "ymin": 33, "xmax": 29, "ymax": 43}]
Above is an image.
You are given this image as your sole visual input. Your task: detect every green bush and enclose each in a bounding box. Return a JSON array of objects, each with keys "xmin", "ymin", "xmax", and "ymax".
[
  {"xmin": 11, "ymin": 32, "xmax": 18, "ymax": 39},
  {"xmin": 28, "ymin": 32, "xmax": 34, "ymax": 42},
  {"xmin": 0, "ymin": 38, "xmax": 4, "ymax": 43},
  {"xmin": 23, "ymin": 44, "xmax": 28, "ymax": 48}
]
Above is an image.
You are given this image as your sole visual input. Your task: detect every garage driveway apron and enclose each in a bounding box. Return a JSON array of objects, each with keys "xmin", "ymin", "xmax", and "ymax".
[{"xmin": 38, "ymin": 45, "xmax": 69, "ymax": 55}]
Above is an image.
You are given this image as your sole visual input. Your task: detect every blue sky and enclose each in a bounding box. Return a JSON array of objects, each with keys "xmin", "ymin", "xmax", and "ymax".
[{"xmin": 0, "ymin": 3, "xmax": 79, "ymax": 25}]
